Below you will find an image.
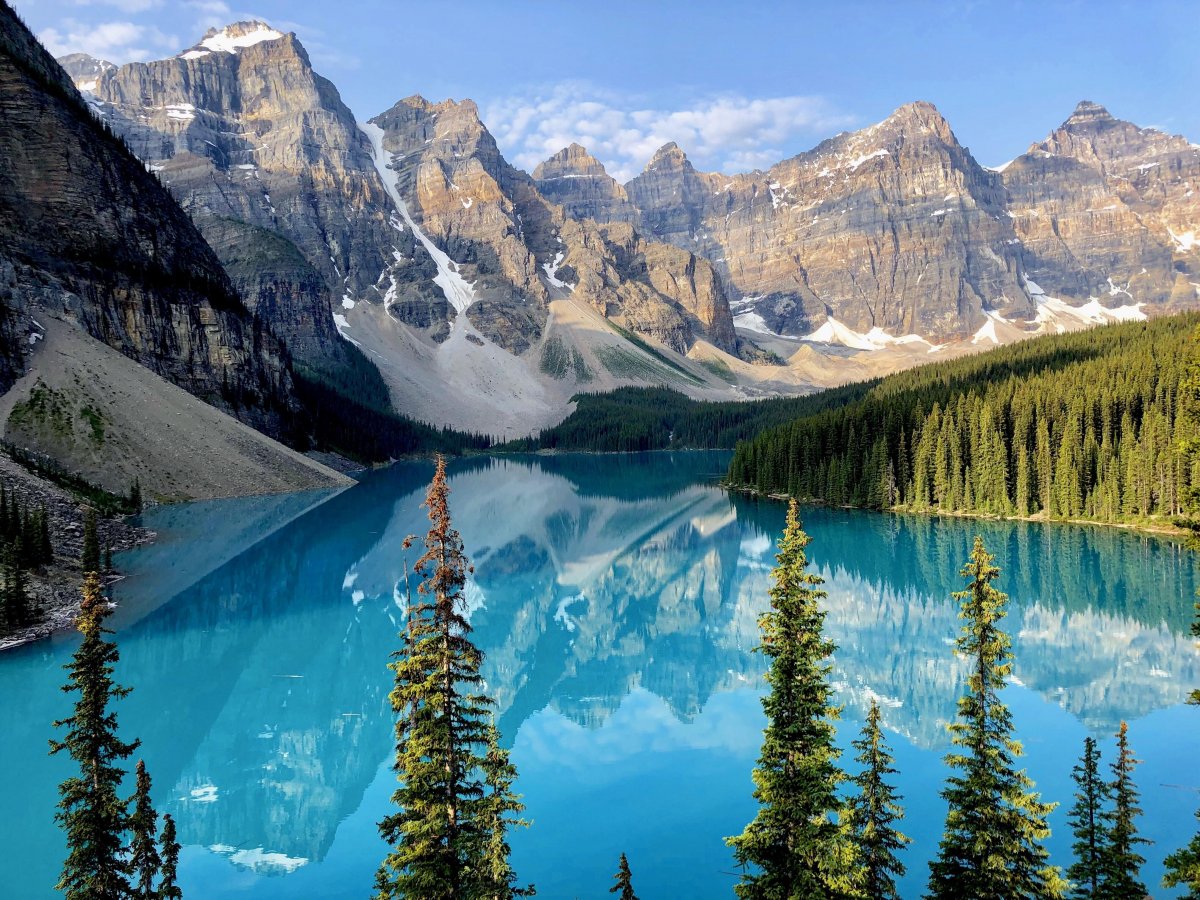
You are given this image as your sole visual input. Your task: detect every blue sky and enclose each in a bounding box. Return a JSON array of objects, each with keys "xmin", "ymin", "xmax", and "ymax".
[{"xmin": 15, "ymin": 0, "xmax": 1200, "ymax": 181}]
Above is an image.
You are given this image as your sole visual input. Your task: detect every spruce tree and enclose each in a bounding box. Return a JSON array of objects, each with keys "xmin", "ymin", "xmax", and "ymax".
[
  {"xmin": 610, "ymin": 852, "xmax": 638, "ymax": 900},
  {"xmin": 158, "ymin": 813, "xmax": 182, "ymax": 900},
  {"xmin": 1066, "ymin": 736, "xmax": 1109, "ymax": 898},
  {"xmin": 129, "ymin": 759, "xmax": 161, "ymax": 898},
  {"xmin": 726, "ymin": 499, "xmax": 861, "ymax": 899},
  {"xmin": 479, "ymin": 724, "xmax": 533, "ymax": 898},
  {"xmin": 1099, "ymin": 722, "xmax": 1148, "ymax": 898},
  {"xmin": 376, "ymin": 455, "xmax": 518, "ymax": 899},
  {"xmin": 848, "ymin": 702, "xmax": 909, "ymax": 900},
  {"xmin": 3, "ymin": 540, "xmax": 29, "ymax": 630},
  {"xmin": 926, "ymin": 536, "xmax": 1063, "ymax": 899},
  {"xmin": 82, "ymin": 508, "xmax": 101, "ymax": 574},
  {"xmin": 50, "ymin": 572, "xmax": 140, "ymax": 899},
  {"xmin": 1165, "ymin": 327, "xmax": 1200, "ymax": 895},
  {"xmin": 129, "ymin": 478, "xmax": 142, "ymax": 514}
]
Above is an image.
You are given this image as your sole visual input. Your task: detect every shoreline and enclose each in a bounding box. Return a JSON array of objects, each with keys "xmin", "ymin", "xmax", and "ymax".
[{"xmin": 724, "ymin": 483, "xmax": 1189, "ymax": 541}]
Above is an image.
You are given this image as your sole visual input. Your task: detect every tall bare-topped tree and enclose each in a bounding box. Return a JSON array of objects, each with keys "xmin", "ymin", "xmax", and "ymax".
[
  {"xmin": 50, "ymin": 572, "xmax": 140, "ymax": 899},
  {"xmin": 927, "ymin": 536, "xmax": 1064, "ymax": 899},
  {"xmin": 726, "ymin": 499, "xmax": 862, "ymax": 899},
  {"xmin": 376, "ymin": 455, "xmax": 528, "ymax": 899}
]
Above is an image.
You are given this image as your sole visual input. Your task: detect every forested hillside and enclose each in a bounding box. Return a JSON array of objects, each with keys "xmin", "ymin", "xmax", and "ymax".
[
  {"xmin": 502, "ymin": 383, "xmax": 880, "ymax": 453},
  {"xmin": 728, "ymin": 314, "xmax": 1200, "ymax": 526}
]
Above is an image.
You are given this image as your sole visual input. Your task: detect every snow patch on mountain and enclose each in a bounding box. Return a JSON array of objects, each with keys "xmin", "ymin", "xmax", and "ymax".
[
  {"xmin": 803, "ymin": 317, "xmax": 928, "ymax": 351},
  {"xmin": 360, "ymin": 122, "xmax": 477, "ymax": 315},
  {"xmin": 180, "ymin": 23, "xmax": 284, "ymax": 59}
]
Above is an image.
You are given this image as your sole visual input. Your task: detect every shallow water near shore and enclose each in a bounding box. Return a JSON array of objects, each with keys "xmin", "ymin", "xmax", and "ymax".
[{"xmin": 1, "ymin": 451, "xmax": 1198, "ymax": 898}]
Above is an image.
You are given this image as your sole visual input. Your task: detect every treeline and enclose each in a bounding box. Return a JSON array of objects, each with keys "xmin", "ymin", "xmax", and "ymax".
[
  {"xmin": 502, "ymin": 382, "xmax": 880, "ymax": 453},
  {"xmin": 728, "ymin": 314, "xmax": 1200, "ymax": 525},
  {"xmin": 291, "ymin": 351, "xmax": 493, "ymax": 461}
]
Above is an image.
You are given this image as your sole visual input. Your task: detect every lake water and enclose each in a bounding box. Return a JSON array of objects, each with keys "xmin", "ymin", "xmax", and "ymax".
[{"xmin": 2, "ymin": 452, "xmax": 1199, "ymax": 898}]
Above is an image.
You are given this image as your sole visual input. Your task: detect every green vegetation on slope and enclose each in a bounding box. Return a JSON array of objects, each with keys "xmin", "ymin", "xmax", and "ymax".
[
  {"xmin": 728, "ymin": 314, "xmax": 1200, "ymax": 527},
  {"xmin": 502, "ymin": 383, "xmax": 880, "ymax": 453},
  {"xmin": 292, "ymin": 350, "xmax": 493, "ymax": 461}
]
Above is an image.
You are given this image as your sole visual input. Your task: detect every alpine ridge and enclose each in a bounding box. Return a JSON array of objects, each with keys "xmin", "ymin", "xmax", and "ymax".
[{"xmin": 53, "ymin": 18, "xmax": 1200, "ymax": 436}]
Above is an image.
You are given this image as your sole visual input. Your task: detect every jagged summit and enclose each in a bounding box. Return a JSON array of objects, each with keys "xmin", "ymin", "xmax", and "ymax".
[
  {"xmin": 533, "ymin": 143, "xmax": 611, "ymax": 179},
  {"xmin": 180, "ymin": 21, "xmax": 285, "ymax": 59},
  {"xmin": 643, "ymin": 141, "xmax": 692, "ymax": 173},
  {"xmin": 55, "ymin": 52, "xmax": 113, "ymax": 90}
]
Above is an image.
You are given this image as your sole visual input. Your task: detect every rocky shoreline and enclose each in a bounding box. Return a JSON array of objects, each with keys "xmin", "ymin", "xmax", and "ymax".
[{"xmin": 0, "ymin": 453, "xmax": 151, "ymax": 651}]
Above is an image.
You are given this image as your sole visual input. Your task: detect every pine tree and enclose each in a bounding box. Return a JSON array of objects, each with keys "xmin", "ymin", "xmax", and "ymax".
[
  {"xmin": 82, "ymin": 508, "xmax": 101, "ymax": 574},
  {"xmin": 1099, "ymin": 722, "xmax": 1148, "ymax": 898},
  {"xmin": 479, "ymin": 724, "xmax": 534, "ymax": 898},
  {"xmin": 610, "ymin": 852, "xmax": 638, "ymax": 900},
  {"xmin": 128, "ymin": 759, "xmax": 161, "ymax": 898},
  {"xmin": 1165, "ymin": 328, "xmax": 1200, "ymax": 896},
  {"xmin": 158, "ymin": 813, "xmax": 183, "ymax": 899},
  {"xmin": 847, "ymin": 702, "xmax": 909, "ymax": 900},
  {"xmin": 2, "ymin": 540, "xmax": 29, "ymax": 630},
  {"xmin": 104, "ymin": 543, "xmax": 114, "ymax": 573},
  {"xmin": 50, "ymin": 572, "xmax": 140, "ymax": 899},
  {"xmin": 1066, "ymin": 736, "xmax": 1109, "ymax": 898},
  {"xmin": 927, "ymin": 536, "xmax": 1064, "ymax": 899},
  {"xmin": 376, "ymin": 455, "xmax": 518, "ymax": 899},
  {"xmin": 726, "ymin": 499, "xmax": 861, "ymax": 899},
  {"xmin": 129, "ymin": 478, "xmax": 142, "ymax": 514}
]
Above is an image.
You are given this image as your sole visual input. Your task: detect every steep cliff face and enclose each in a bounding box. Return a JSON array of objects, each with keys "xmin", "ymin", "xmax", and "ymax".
[
  {"xmin": 367, "ymin": 94, "xmax": 738, "ymax": 356},
  {"xmin": 619, "ymin": 103, "xmax": 1030, "ymax": 339},
  {"xmin": 0, "ymin": 3, "xmax": 296, "ymax": 436},
  {"xmin": 544, "ymin": 101, "xmax": 1200, "ymax": 345},
  {"xmin": 1001, "ymin": 101, "xmax": 1200, "ymax": 308},
  {"xmin": 74, "ymin": 22, "xmax": 399, "ymax": 367},
  {"xmin": 533, "ymin": 143, "xmax": 633, "ymax": 223}
]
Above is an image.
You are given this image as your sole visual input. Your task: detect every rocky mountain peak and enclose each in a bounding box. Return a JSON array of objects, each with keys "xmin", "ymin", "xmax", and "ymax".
[
  {"xmin": 533, "ymin": 143, "xmax": 612, "ymax": 179},
  {"xmin": 56, "ymin": 52, "xmax": 113, "ymax": 89},
  {"xmin": 644, "ymin": 141, "xmax": 692, "ymax": 174},
  {"xmin": 878, "ymin": 99, "xmax": 956, "ymax": 143},
  {"xmin": 1064, "ymin": 100, "xmax": 1116, "ymax": 127},
  {"xmin": 180, "ymin": 21, "xmax": 285, "ymax": 59},
  {"xmin": 533, "ymin": 143, "xmax": 630, "ymax": 223}
]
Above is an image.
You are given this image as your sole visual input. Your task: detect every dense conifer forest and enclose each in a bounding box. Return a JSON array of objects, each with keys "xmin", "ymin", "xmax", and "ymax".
[
  {"xmin": 501, "ymin": 382, "xmax": 880, "ymax": 453},
  {"xmin": 728, "ymin": 314, "xmax": 1200, "ymax": 527}
]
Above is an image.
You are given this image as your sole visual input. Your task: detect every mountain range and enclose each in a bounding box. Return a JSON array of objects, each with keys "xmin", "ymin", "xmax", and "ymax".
[{"xmin": 2, "ymin": 6, "xmax": 1199, "ymax": 494}]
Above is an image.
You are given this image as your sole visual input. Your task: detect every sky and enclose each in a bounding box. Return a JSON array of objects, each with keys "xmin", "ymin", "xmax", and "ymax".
[{"xmin": 14, "ymin": 0, "xmax": 1200, "ymax": 181}]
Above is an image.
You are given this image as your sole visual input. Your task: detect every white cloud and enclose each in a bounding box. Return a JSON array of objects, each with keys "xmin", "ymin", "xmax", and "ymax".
[
  {"xmin": 38, "ymin": 18, "xmax": 178, "ymax": 63},
  {"xmin": 71, "ymin": 0, "xmax": 164, "ymax": 11},
  {"xmin": 484, "ymin": 83, "xmax": 856, "ymax": 182}
]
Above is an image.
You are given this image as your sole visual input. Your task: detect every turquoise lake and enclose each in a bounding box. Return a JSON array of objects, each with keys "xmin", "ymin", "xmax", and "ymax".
[{"xmin": 2, "ymin": 451, "xmax": 1199, "ymax": 898}]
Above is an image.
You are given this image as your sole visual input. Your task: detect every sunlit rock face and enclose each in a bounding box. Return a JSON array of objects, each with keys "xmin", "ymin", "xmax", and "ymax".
[
  {"xmin": 542, "ymin": 102, "xmax": 1200, "ymax": 343},
  {"xmin": 68, "ymin": 22, "xmax": 399, "ymax": 367}
]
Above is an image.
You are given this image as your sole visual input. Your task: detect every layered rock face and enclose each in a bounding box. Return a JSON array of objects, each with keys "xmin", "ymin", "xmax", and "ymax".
[
  {"xmin": 369, "ymin": 95, "xmax": 737, "ymax": 355},
  {"xmin": 562, "ymin": 103, "xmax": 1031, "ymax": 339},
  {"xmin": 533, "ymin": 143, "xmax": 633, "ymax": 223},
  {"xmin": 73, "ymin": 22, "xmax": 404, "ymax": 368},
  {"xmin": 1001, "ymin": 101, "xmax": 1200, "ymax": 307},
  {"xmin": 0, "ymin": 3, "xmax": 296, "ymax": 435},
  {"xmin": 543, "ymin": 101, "xmax": 1200, "ymax": 341}
]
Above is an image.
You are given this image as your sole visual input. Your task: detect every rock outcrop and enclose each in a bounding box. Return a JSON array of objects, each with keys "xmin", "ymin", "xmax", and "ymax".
[
  {"xmin": 0, "ymin": 3, "xmax": 297, "ymax": 438},
  {"xmin": 533, "ymin": 143, "xmax": 633, "ymax": 223},
  {"xmin": 1001, "ymin": 101, "xmax": 1200, "ymax": 308},
  {"xmin": 368, "ymin": 95, "xmax": 738, "ymax": 355},
  {"xmin": 543, "ymin": 101, "xmax": 1200, "ymax": 342},
  {"xmin": 74, "ymin": 22, "xmax": 404, "ymax": 371}
]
